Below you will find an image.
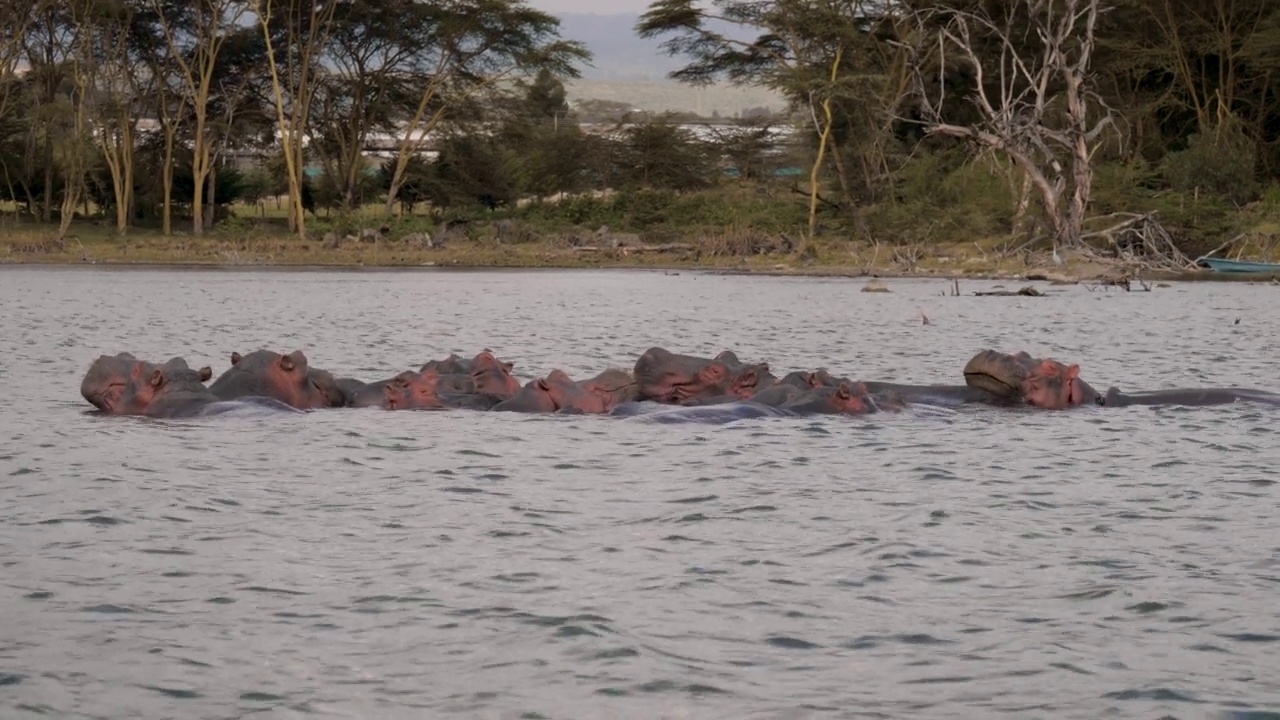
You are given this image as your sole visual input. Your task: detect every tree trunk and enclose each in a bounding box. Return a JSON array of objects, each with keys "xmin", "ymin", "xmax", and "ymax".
[
  {"xmin": 162, "ymin": 127, "xmax": 175, "ymax": 235},
  {"xmin": 204, "ymin": 161, "xmax": 217, "ymax": 231},
  {"xmin": 41, "ymin": 133, "xmax": 53, "ymax": 223},
  {"xmin": 190, "ymin": 126, "xmax": 206, "ymax": 235}
]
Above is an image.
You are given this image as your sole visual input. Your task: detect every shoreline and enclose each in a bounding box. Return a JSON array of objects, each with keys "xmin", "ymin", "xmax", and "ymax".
[
  {"xmin": 2, "ymin": 255, "xmax": 1276, "ymax": 283},
  {"xmin": 3, "ymin": 229, "xmax": 1276, "ymax": 283}
]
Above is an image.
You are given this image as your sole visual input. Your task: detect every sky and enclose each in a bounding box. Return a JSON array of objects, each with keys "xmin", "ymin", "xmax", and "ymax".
[{"xmin": 525, "ymin": 0, "xmax": 653, "ymax": 13}]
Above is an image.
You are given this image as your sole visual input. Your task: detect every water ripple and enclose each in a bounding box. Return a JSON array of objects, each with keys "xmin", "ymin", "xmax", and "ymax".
[{"xmin": 1, "ymin": 268, "xmax": 1278, "ymax": 719}]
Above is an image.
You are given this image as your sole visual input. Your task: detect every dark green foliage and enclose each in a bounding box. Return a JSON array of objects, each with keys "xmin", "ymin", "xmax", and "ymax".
[{"xmin": 1161, "ymin": 121, "xmax": 1260, "ymax": 206}]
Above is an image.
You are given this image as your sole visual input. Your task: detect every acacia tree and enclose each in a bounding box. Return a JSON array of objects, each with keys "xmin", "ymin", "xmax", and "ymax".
[
  {"xmin": 310, "ymin": 0, "xmax": 426, "ymax": 213},
  {"xmin": 0, "ymin": 0, "xmax": 40, "ymax": 108},
  {"xmin": 379, "ymin": 0, "xmax": 588, "ymax": 215},
  {"xmin": 50, "ymin": 0, "xmax": 99, "ymax": 240},
  {"xmin": 638, "ymin": 0, "xmax": 910, "ymax": 236},
  {"xmin": 0, "ymin": 0, "xmax": 41, "ymax": 212},
  {"xmin": 256, "ymin": 0, "xmax": 335, "ymax": 238},
  {"xmin": 82, "ymin": 0, "xmax": 144, "ymax": 234},
  {"xmin": 122, "ymin": 3, "xmax": 181, "ymax": 233},
  {"xmin": 904, "ymin": 0, "xmax": 1117, "ymax": 248},
  {"xmin": 22, "ymin": 0, "xmax": 83, "ymax": 222},
  {"xmin": 154, "ymin": 0, "xmax": 248, "ymax": 235}
]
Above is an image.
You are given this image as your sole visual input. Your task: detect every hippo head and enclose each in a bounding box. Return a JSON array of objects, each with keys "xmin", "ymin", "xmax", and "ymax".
[
  {"xmin": 631, "ymin": 346, "xmax": 763, "ymax": 405},
  {"xmin": 382, "ymin": 369, "xmax": 443, "ymax": 410},
  {"xmin": 81, "ymin": 353, "xmax": 212, "ymax": 415},
  {"xmin": 713, "ymin": 351, "xmax": 773, "ymax": 399},
  {"xmin": 578, "ymin": 368, "xmax": 639, "ymax": 412},
  {"xmin": 828, "ymin": 382, "xmax": 874, "ymax": 414},
  {"xmin": 666, "ymin": 360, "xmax": 732, "ymax": 403},
  {"xmin": 421, "ymin": 354, "xmax": 472, "ymax": 375},
  {"xmin": 82, "ymin": 352, "xmax": 145, "ymax": 414},
  {"xmin": 469, "ymin": 350, "xmax": 521, "ymax": 399},
  {"xmin": 214, "ymin": 349, "xmax": 342, "ymax": 410},
  {"xmin": 963, "ymin": 350, "xmax": 1039, "ymax": 399},
  {"xmin": 964, "ymin": 349, "xmax": 1096, "ymax": 410},
  {"xmin": 307, "ymin": 368, "xmax": 349, "ymax": 408},
  {"xmin": 542, "ymin": 369, "xmax": 638, "ymax": 414},
  {"xmin": 806, "ymin": 369, "xmax": 840, "ymax": 388},
  {"xmin": 1022, "ymin": 358, "xmax": 1096, "ymax": 409}
]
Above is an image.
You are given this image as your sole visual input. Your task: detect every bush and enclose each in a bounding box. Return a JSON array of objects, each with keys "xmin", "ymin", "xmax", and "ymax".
[{"xmin": 1160, "ymin": 120, "xmax": 1259, "ymax": 205}]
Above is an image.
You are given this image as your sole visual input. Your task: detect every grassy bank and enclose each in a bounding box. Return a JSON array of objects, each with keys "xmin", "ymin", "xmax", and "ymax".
[
  {"xmin": 5, "ymin": 222, "xmax": 1257, "ymax": 283},
  {"xmin": 0, "ymin": 221, "xmax": 1127, "ymax": 280},
  {"xmin": 4, "ymin": 173, "xmax": 1279, "ymax": 283}
]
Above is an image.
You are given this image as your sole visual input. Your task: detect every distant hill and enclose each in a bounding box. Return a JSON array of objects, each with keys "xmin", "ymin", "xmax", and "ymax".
[{"xmin": 555, "ymin": 12, "xmax": 785, "ymax": 116}]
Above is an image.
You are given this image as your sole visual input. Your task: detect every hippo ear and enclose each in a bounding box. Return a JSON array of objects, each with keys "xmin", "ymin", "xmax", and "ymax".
[
  {"xmin": 1064, "ymin": 364, "xmax": 1081, "ymax": 380},
  {"xmin": 1035, "ymin": 359, "xmax": 1061, "ymax": 377},
  {"xmin": 502, "ymin": 361, "xmax": 514, "ymax": 373},
  {"xmin": 835, "ymin": 382, "xmax": 852, "ymax": 399},
  {"xmin": 198, "ymin": 366, "xmax": 213, "ymax": 382},
  {"xmin": 230, "ymin": 352, "xmax": 242, "ymax": 365},
  {"xmin": 149, "ymin": 369, "xmax": 165, "ymax": 387}
]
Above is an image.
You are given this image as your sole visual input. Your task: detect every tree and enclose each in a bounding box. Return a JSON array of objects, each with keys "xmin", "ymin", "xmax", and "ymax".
[
  {"xmin": 903, "ymin": 0, "xmax": 1117, "ymax": 248},
  {"xmin": 638, "ymin": 0, "xmax": 911, "ymax": 236},
  {"xmin": 310, "ymin": 0, "xmax": 433, "ymax": 213},
  {"xmin": 612, "ymin": 115, "xmax": 713, "ymax": 192},
  {"xmin": 21, "ymin": 0, "xmax": 82, "ymax": 223},
  {"xmin": 153, "ymin": 0, "xmax": 249, "ymax": 235},
  {"xmin": 379, "ymin": 0, "xmax": 589, "ymax": 215},
  {"xmin": 81, "ymin": 0, "xmax": 144, "ymax": 235},
  {"xmin": 256, "ymin": 0, "xmax": 335, "ymax": 239},
  {"xmin": 130, "ymin": 2, "xmax": 185, "ymax": 234},
  {"xmin": 524, "ymin": 67, "xmax": 569, "ymax": 123}
]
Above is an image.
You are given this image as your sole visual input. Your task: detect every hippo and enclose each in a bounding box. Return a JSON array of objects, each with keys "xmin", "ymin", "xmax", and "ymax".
[
  {"xmin": 711, "ymin": 350, "xmax": 775, "ymax": 398},
  {"xmin": 1097, "ymin": 386, "xmax": 1280, "ymax": 408},
  {"xmin": 633, "ymin": 347, "xmax": 769, "ymax": 405},
  {"xmin": 748, "ymin": 384, "xmax": 806, "ymax": 406},
  {"xmin": 420, "ymin": 354, "xmax": 474, "ymax": 375},
  {"xmin": 961, "ymin": 349, "xmax": 1100, "ymax": 410},
  {"xmin": 347, "ymin": 372, "xmax": 478, "ymax": 409},
  {"xmin": 779, "ymin": 382, "xmax": 893, "ymax": 415},
  {"xmin": 493, "ymin": 368, "xmax": 638, "ymax": 414},
  {"xmin": 208, "ymin": 350, "xmax": 346, "ymax": 409},
  {"xmin": 353, "ymin": 350, "xmax": 520, "ymax": 410},
  {"xmin": 362, "ymin": 369, "xmax": 502, "ymax": 411},
  {"xmin": 334, "ymin": 376, "xmax": 368, "ymax": 406},
  {"xmin": 783, "ymin": 367, "xmax": 1009, "ymax": 408},
  {"xmin": 468, "ymin": 351, "xmax": 522, "ymax": 399},
  {"xmin": 967, "ymin": 349, "xmax": 1280, "ymax": 409},
  {"xmin": 81, "ymin": 352, "xmax": 299, "ymax": 418}
]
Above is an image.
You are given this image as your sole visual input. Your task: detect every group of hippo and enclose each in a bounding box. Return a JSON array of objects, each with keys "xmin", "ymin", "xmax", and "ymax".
[{"xmin": 79, "ymin": 345, "xmax": 1280, "ymax": 422}]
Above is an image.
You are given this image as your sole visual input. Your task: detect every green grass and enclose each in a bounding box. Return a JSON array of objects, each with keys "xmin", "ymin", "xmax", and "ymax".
[{"xmin": 4, "ymin": 168, "xmax": 1275, "ymax": 280}]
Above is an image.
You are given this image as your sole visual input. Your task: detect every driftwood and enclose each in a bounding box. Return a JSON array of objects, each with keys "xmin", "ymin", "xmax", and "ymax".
[
  {"xmin": 1079, "ymin": 211, "xmax": 1196, "ymax": 271},
  {"xmin": 1083, "ymin": 275, "xmax": 1152, "ymax": 292},
  {"xmin": 571, "ymin": 243, "xmax": 695, "ymax": 254},
  {"xmin": 973, "ymin": 285, "xmax": 1044, "ymax": 297}
]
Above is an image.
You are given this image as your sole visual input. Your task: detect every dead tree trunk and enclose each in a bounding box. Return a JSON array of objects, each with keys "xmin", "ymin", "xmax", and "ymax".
[{"xmin": 904, "ymin": 0, "xmax": 1116, "ymax": 249}]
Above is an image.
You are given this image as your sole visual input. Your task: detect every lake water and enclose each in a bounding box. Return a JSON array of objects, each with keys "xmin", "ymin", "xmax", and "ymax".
[{"xmin": 2, "ymin": 267, "xmax": 1278, "ymax": 720}]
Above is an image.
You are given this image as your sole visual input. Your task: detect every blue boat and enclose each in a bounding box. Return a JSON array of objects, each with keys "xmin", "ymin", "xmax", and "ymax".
[{"xmin": 1196, "ymin": 256, "xmax": 1280, "ymax": 273}]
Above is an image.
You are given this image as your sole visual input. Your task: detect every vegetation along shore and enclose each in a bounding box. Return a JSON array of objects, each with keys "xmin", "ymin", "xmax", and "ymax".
[{"xmin": 2, "ymin": 0, "xmax": 1279, "ymax": 283}]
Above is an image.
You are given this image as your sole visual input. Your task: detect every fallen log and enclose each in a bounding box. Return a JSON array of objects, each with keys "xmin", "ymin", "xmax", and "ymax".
[
  {"xmin": 973, "ymin": 285, "xmax": 1045, "ymax": 297},
  {"xmin": 571, "ymin": 243, "xmax": 696, "ymax": 254}
]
